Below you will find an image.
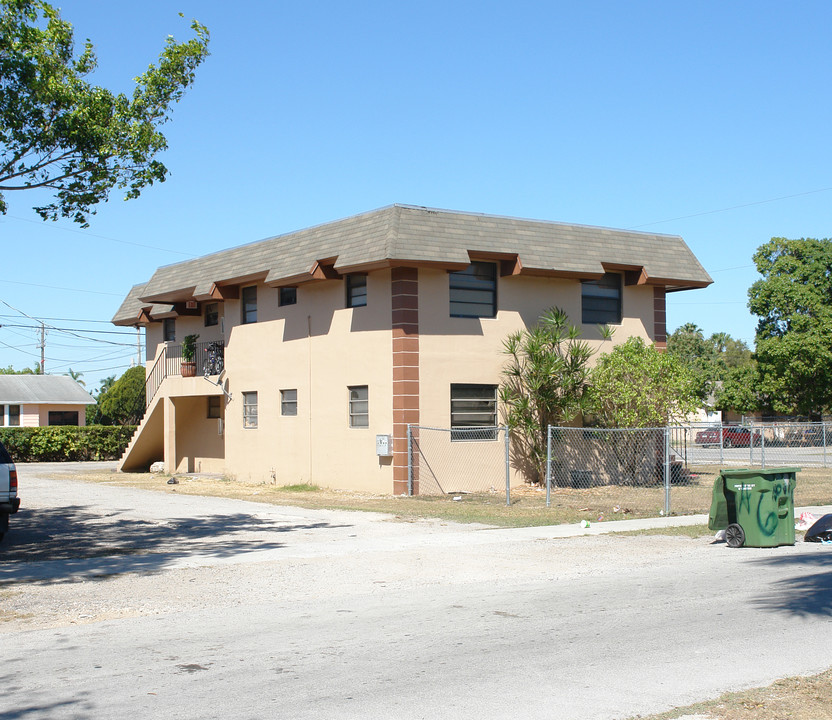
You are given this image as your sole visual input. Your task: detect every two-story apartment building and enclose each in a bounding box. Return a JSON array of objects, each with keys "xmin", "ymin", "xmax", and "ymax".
[{"xmin": 112, "ymin": 204, "xmax": 711, "ymax": 493}]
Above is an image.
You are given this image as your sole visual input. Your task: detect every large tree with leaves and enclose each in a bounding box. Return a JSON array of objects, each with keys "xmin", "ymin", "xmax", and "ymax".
[
  {"xmin": 588, "ymin": 337, "xmax": 699, "ymax": 428},
  {"xmin": 748, "ymin": 237, "xmax": 832, "ymax": 418},
  {"xmin": 0, "ymin": 0, "xmax": 209, "ymax": 225},
  {"xmin": 500, "ymin": 307, "xmax": 596, "ymax": 484}
]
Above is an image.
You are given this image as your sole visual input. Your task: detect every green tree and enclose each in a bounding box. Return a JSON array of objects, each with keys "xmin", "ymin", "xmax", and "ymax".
[
  {"xmin": 94, "ymin": 365, "xmax": 145, "ymax": 425},
  {"xmin": 500, "ymin": 307, "xmax": 595, "ymax": 484},
  {"xmin": 64, "ymin": 367, "xmax": 84, "ymax": 386},
  {"xmin": 588, "ymin": 337, "xmax": 699, "ymax": 427},
  {"xmin": 714, "ymin": 364, "xmax": 760, "ymax": 415},
  {"xmin": 0, "ymin": 363, "xmax": 38, "ymax": 373},
  {"xmin": 0, "ymin": 0, "xmax": 209, "ymax": 225},
  {"xmin": 748, "ymin": 237, "xmax": 832, "ymax": 417},
  {"xmin": 667, "ymin": 324, "xmax": 753, "ymax": 403}
]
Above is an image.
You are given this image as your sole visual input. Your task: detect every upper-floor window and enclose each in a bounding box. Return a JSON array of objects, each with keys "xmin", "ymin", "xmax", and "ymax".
[
  {"xmin": 581, "ymin": 273, "xmax": 622, "ymax": 325},
  {"xmin": 281, "ymin": 389, "xmax": 298, "ymax": 416},
  {"xmin": 163, "ymin": 317, "xmax": 176, "ymax": 342},
  {"xmin": 279, "ymin": 287, "xmax": 297, "ymax": 307},
  {"xmin": 242, "ymin": 286, "xmax": 257, "ymax": 324},
  {"xmin": 346, "ymin": 274, "xmax": 367, "ymax": 308},
  {"xmin": 204, "ymin": 302, "xmax": 219, "ymax": 327},
  {"xmin": 242, "ymin": 391, "xmax": 258, "ymax": 428},
  {"xmin": 450, "ymin": 384, "xmax": 498, "ymax": 441},
  {"xmin": 348, "ymin": 385, "xmax": 368, "ymax": 427},
  {"xmin": 449, "ymin": 262, "xmax": 497, "ymax": 318}
]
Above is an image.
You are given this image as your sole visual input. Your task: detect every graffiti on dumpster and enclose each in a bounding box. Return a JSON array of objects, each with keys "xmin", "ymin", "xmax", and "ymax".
[{"xmin": 735, "ymin": 479, "xmax": 789, "ymax": 538}]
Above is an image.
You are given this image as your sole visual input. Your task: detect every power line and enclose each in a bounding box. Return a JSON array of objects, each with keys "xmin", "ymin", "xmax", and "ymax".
[
  {"xmin": 3, "ymin": 213, "xmax": 198, "ymax": 258},
  {"xmin": 627, "ymin": 186, "xmax": 832, "ymax": 230},
  {"xmin": 0, "ymin": 279, "xmax": 123, "ymax": 297}
]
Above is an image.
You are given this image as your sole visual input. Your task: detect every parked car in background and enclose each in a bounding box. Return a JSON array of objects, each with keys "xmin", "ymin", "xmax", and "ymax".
[
  {"xmin": 695, "ymin": 425, "xmax": 761, "ymax": 448},
  {"xmin": 0, "ymin": 440, "xmax": 19, "ymax": 542}
]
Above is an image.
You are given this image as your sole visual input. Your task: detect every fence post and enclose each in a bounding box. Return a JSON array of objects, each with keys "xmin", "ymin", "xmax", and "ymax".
[
  {"xmin": 546, "ymin": 425, "xmax": 552, "ymax": 508},
  {"xmin": 719, "ymin": 422, "xmax": 724, "ymax": 464},
  {"xmin": 407, "ymin": 424, "xmax": 413, "ymax": 496},
  {"xmin": 664, "ymin": 427, "xmax": 671, "ymax": 516},
  {"xmin": 504, "ymin": 427, "xmax": 510, "ymax": 506},
  {"xmin": 760, "ymin": 424, "xmax": 765, "ymax": 469},
  {"xmin": 824, "ymin": 423, "xmax": 828, "ymax": 469}
]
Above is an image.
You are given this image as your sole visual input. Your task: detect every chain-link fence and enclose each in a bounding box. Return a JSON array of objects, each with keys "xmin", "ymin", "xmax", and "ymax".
[
  {"xmin": 546, "ymin": 426, "xmax": 674, "ymax": 513},
  {"xmin": 407, "ymin": 425, "xmax": 511, "ymax": 503},
  {"xmin": 407, "ymin": 422, "xmax": 832, "ymax": 517}
]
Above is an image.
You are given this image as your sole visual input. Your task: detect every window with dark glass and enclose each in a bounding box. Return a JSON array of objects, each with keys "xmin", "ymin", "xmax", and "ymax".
[
  {"xmin": 450, "ymin": 384, "xmax": 498, "ymax": 441},
  {"xmin": 207, "ymin": 396, "xmax": 221, "ymax": 419},
  {"xmin": 581, "ymin": 273, "xmax": 622, "ymax": 324},
  {"xmin": 346, "ymin": 274, "xmax": 367, "ymax": 308},
  {"xmin": 204, "ymin": 302, "xmax": 219, "ymax": 327},
  {"xmin": 348, "ymin": 386, "xmax": 368, "ymax": 427},
  {"xmin": 48, "ymin": 411, "xmax": 79, "ymax": 426},
  {"xmin": 243, "ymin": 391, "xmax": 258, "ymax": 428},
  {"xmin": 8, "ymin": 404, "xmax": 20, "ymax": 427},
  {"xmin": 449, "ymin": 262, "xmax": 497, "ymax": 318},
  {"xmin": 163, "ymin": 317, "xmax": 176, "ymax": 342},
  {"xmin": 281, "ymin": 389, "xmax": 298, "ymax": 416},
  {"xmin": 279, "ymin": 287, "xmax": 297, "ymax": 307},
  {"xmin": 242, "ymin": 286, "xmax": 257, "ymax": 324}
]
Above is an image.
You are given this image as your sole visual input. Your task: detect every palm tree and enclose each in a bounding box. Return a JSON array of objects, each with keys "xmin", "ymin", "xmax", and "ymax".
[{"xmin": 65, "ymin": 368, "xmax": 85, "ymax": 387}]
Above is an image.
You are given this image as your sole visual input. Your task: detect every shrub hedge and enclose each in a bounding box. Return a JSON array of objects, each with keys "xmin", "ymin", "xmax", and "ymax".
[{"xmin": 0, "ymin": 426, "xmax": 136, "ymax": 462}]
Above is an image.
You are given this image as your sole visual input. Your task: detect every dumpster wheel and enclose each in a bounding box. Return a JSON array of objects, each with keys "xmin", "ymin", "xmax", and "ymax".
[{"xmin": 726, "ymin": 523, "xmax": 745, "ymax": 548}]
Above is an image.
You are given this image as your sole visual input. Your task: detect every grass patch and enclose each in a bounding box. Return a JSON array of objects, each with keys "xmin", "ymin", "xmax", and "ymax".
[
  {"xmin": 629, "ymin": 667, "xmax": 832, "ymax": 720},
  {"xmin": 279, "ymin": 483, "xmax": 321, "ymax": 492},
  {"xmin": 609, "ymin": 525, "xmax": 715, "ymax": 539}
]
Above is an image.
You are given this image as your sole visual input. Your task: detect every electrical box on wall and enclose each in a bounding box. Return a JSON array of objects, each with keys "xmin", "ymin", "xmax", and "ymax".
[{"xmin": 375, "ymin": 434, "xmax": 392, "ymax": 456}]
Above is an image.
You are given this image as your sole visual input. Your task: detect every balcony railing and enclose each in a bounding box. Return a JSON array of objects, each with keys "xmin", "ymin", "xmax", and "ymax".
[{"xmin": 144, "ymin": 340, "xmax": 225, "ymax": 408}]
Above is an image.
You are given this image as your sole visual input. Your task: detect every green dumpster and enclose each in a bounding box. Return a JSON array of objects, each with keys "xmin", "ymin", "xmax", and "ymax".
[{"xmin": 708, "ymin": 467, "xmax": 799, "ymax": 548}]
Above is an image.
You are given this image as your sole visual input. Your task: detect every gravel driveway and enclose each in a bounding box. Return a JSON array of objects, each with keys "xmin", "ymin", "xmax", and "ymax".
[{"xmin": 3, "ymin": 464, "xmax": 832, "ymax": 720}]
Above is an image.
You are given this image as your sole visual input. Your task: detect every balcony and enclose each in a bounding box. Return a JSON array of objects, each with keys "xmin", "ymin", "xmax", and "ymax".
[{"xmin": 145, "ymin": 340, "xmax": 224, "ymax": 407}]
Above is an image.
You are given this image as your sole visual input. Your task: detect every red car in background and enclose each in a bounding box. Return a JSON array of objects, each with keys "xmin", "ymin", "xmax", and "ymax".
[{"xmin": 695, "ymin": 425, "xmax": 761, "ymax": 448}]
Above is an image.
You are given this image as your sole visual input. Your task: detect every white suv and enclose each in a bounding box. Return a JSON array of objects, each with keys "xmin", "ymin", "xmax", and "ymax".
[{"xmin": 0, "ymin": 440, "xmax": 19, "ymax": 542}]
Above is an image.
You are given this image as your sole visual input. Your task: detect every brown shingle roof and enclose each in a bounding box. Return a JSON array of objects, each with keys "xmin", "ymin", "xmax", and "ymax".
[{"xmin": 113, "ymin": 204, "xmax": 711, "ymax": 324}]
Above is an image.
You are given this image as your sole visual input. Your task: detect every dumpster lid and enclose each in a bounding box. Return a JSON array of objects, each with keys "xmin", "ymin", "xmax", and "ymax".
[{"xmin": 718, "ymin": 467, "xmax": 800, "ymax": 479}]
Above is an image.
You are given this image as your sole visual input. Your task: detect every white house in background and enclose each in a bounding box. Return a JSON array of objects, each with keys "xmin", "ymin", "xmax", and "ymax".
[{"xmin": 0, "ymin": 375, "xmax": 96, "ymax": 427}]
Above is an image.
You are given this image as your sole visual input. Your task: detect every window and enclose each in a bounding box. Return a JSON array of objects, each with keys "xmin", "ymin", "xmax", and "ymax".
[
  {"xmin": 0, "ymin": 406, "xmax": 4, "ymax": 426},
  {"xmin": 449, "ymin": 262, "xmax": 497, "ymax": 318},
  {"xmin": 163, "ymin": 317, "xmax": 176, "ymax": 342},
  {"xmin": 348, "ymin": 386, "xmax": 368, "ymax": 427},
  {"xmin": 8, "ymin": 405, "xmax": 20, "ymax": 427},
  {"xmin": 207, "ymin": 396, "xmax": 221, "ymax": 419},
  {"xmin": 242, "ymin": 392, "xmax": 258, "ymax": 428},
  {"xmin": 242, "ymin": 286, "xmax": 257, "ymax": 324},
  {"xmin": 346, "ymin": 274, "xmax": 367, "ymax": 308},
  {"xmin": 204, "ymin": 302, "xmax": 219, "ymax": 327},
  {"xmin": 279, "ymin": 287, "xmax": 297, "ymax": 307},
  {"xmin": 581, "ymin": 273, "xmax": 622, "ymax": 325},
  {"xmin": 281, "ymin": 389, "xmax": 298, "ymax": 416},
  {"xmin": 48, "ymin": 411, "xmax": 79, "ymax": 426},
  {"xmin": 450, "ymin": 384, "xmax": 498, "ymax": 441}
]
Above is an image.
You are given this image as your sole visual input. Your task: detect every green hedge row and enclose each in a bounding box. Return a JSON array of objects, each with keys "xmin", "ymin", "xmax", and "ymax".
[{"xmin": 0, "ymin": 426, "xmax": 136, "ymax": 462}]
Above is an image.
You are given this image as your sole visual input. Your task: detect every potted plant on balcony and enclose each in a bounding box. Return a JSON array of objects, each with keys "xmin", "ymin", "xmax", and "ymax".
[{"xmin": 181, "ymin": 334, "xmax": 199, "ymax": 377}]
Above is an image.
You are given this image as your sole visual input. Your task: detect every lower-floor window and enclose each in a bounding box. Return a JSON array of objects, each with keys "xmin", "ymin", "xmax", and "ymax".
[
  {"xmin": 8, "ymin": 404, "xmax": 20, "ymax": 427},
  {"xmin": 243, "ymin": 392, "xmax": 258, "ymax": 428},
  {"xmin": 48, "ymin": 411, "xmax": 79, "ymax": 426},
  {"xmin": 348, "ymin": 386, "xmax": 368, "ymax": 428},
  {"xmin": 450, "ymin": 384, "xmax": 498, "ymax": 441}
]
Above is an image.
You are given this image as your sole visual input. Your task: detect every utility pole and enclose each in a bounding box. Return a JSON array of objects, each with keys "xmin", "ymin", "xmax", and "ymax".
[
  {"xmin": 136, "ymin": 325, "xmax": 142, "ymax": 366},
  {"xmin": 39, "ymin": 322, "xmax": 45, "ymax": 374}
]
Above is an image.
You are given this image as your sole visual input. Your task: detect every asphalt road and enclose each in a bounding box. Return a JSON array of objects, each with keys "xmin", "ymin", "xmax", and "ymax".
[{"xmin": 2, "ymin": 464, "xmax": 832, "ymax": 720}]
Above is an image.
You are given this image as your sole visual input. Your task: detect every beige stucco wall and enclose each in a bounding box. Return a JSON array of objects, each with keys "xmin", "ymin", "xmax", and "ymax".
[{"xmin": 140, "ymin": 266, "xmax": 660, "ymax": 493}]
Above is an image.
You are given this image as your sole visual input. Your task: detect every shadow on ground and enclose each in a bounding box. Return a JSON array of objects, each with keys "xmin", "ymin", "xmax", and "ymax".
[
  {"xmin": 750, "ymin": 551, "xmax": 832, "ymax": 617},
  {"xmin": 0, "ymin": 505, "xmax": 352, "ymax": 586}
]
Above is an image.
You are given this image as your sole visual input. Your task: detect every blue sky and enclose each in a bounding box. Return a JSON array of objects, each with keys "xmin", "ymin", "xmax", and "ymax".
[{"xmin": 2, "ymin": 0, "xmax": 831, "ymax": 393}]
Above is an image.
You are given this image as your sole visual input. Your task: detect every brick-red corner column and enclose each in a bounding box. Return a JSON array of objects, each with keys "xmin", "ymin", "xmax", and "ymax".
[
  {"xmin": 654, "ymin": 287, "xmax": 667, "ymax": 351},
  {"xmin": 392, "ymin": 268, "xmax": 419, "ymax": 495}
]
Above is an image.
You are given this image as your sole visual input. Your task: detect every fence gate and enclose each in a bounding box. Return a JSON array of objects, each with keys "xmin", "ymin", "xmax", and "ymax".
[{"xmin": 407, "ymin": 425, "xmax": 511, "ymax": 504}]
